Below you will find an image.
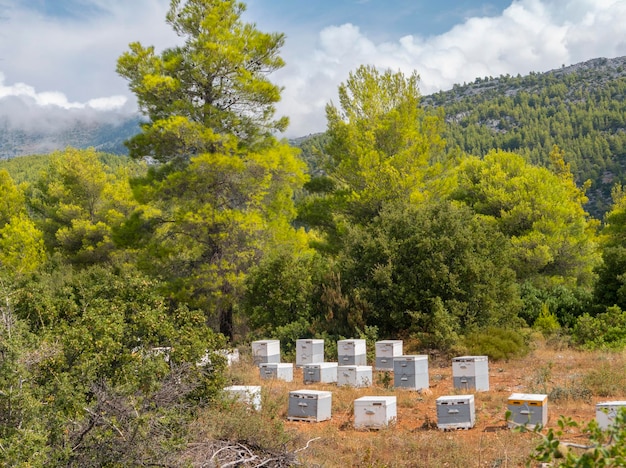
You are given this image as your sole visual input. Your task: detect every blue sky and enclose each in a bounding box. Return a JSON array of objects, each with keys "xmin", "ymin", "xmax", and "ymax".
[
  {"xmin": 244, "ymin": 1, "xmax": 513, "ymax": 42},
  {"xmin": 1, "ymin": 0, "xmax": 625, "ymax": 137}
]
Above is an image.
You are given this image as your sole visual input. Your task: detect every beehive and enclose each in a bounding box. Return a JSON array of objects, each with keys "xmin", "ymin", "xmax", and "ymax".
[
  {"xmin": 452, "ymin": 355, "xmax": 489, "ymax": 391},
  {"xmin": 596, "ymin": 401, "xmax": 626, "ymax": 430},
  {"xmin": 295, "ymin": 339, "xmax": 324, "ymax": 367},
  {"xmin": 354, "ymin": 396, "xmax": 397, "ymax": 429},
  {"xmin": 393, "ymin": 355, "xmax": 429, "ymax": 390},
  {"xmin": 251, "ymin": 339, "xmax": 280, "ymax": 365},
  {"xmin": 507, "ymin": 393, "xmax": 548, "ymax": 429},
  {"xmin": 436, "ymin": 395, "xmax": 475, "ymax": 430},
  {"xmin": 375, "ymin": 340, "xmax": 403, "ymax": 371},
  {"xmin": 337, "ymin": 339, "xmax": 367, "ymax": 366},
  {"xmin": 223, "ymin": 385, "xmax": 262, "ymax": 411},
  {"xmin": 303, "ymin": 362, "xmax": 338, "ymax": 384},
  {"xmin": 259, "ymin": 362, "xmax": 293, "ymax": 382},
  {"xmin": 288, "ymin": 390, "xmax": 332, "ymax": 422},
  {"xmin": 337, "ymin": 365, "xmax": 373, "ymax": 387}
]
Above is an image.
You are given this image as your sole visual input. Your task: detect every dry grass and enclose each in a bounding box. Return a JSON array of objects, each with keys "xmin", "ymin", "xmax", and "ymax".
[{"xmin": 205, "ymin": 340, "xmax": 626, "ymax": 467}]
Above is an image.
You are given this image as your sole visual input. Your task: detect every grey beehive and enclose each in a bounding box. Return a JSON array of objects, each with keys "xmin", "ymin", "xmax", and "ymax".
[
  {"xmin": 303, "ymin": 362, "xmax": 338, "ymax": 384},
  {"xmin": 259, "ymin": 362, "xmax": 293, "ymax": 382},
  {"xmin": 354, "ymin": 396, "xmax": 397, "ymax": 429},
  {"xmin": 337, "ymin": 339, "xmax": 367, "ymax": 366},
  {"xmin": 295, "ymin": 339, "xmax": 325, "ymax": 367},
  {"xmin": 393, "ymin": 355, "xmax": 429, "ymax": 390},
  {"xmin": 507, "ymin": 393, "xmax": 548, "ymax": 429},
  {"xmin": 596, "ymin": 401, "xmax": 626, "ymax": 430},
  {"xmin": 375, "ymin": 340, "xmax": 403, "ymax": 371},
  {"xmin": 251, "ymin": 339, "xmax": 280, "ymax": 365},
  {"xmin": 337, "ymin": 365, "xmax": 373, "ymax": 387},
  {"xmin": 288, "ymin": 390, "xmax": 332, "ymax": 422},
  {"xmin": 436, "ymin": 395, "xmax": 475, "ymax": 430},
  {"xmin": 223, "ymin": 385, "xmax": 262, "ymax": 411},
  {"xmin": 452, "ymin": 355, "xmax": 489, "ymax": 391}
]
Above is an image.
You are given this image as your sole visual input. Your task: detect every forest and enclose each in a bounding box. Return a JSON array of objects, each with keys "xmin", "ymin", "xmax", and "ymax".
[{"xmin": 2, "ymin": 0, "xmax": 626, "ymax": 466}]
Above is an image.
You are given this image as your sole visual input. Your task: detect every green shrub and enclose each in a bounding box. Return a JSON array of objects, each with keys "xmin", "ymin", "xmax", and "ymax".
[
  {"xmin": 463, "ymin": 327, "xmax": 529, "ymax": 361},
  {"xmin": 572, "ymin": 306, "xmax": 626, "ymax": 350},
  {"xmin": 533, "ymin": 303, "xmax": 561, "ymax": 337}
]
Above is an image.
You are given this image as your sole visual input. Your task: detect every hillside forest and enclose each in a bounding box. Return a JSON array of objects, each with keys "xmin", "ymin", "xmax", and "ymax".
[{"xmin": 3, "ymin": 0, "xmax": 626, "ymax": 465}]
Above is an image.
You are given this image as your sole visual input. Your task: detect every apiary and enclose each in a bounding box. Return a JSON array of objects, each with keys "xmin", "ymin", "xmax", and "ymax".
[
  {"xmin": 393, "ymin": 355, "xmax": 429, "ymax": 390},
  {"xmin": 337, "ymin": 365, "xmax": 373, "ymax": 387},
  {"xmin": 337, "ymin": 339, "xmax": 367, "ymax": 366},
  {"xmin": 259, "ymin": 362, "xmax": 293, "ymax": 382},
  {"xmin": 596, "ymin": 401, "xmax": 626, "ymax": 430},
  {"xmin": 507, "ymin": 393, "xmax": 548, "ymax": 429},
  {"xmin": 375, "ymin": 340, "xmax": 403, "ymax": 371},
  {"xmin": 354, "ymin": 396, "xmax": 397, "ymax": 429},
  {"xmin": 288, "ymin": 390, "xmax": 332, "ymax": 422},
  {"xmin": 452, "ymin": 355, "xmax": 489, "ymax": 391},
  {"xmin": 223, "ymin": 385, "xmax": 262, "ymax": 411},
  {"xmin": 295, "ymin": 339, "xmax": 325, "ymax": 367},
  {"xmin": 436, "ymin": 395, "xmax": 475, "ymax": 430},
  {"xmin": 303, "ymin": 362, "xmax": 338, "ymax": 384},
  {"xmin": 251, "ymin": 339, "xmax": 280, "ymax": 365}
]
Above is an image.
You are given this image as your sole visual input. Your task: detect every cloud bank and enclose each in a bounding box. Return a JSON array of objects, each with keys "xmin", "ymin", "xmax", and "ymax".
[
  {"xmin": 1, "ymin": 0, "xmax": 625, "ymax": 139},
  {"xmin": 275, "ymin": 0, "xmax": 626, "ymax": 137}
]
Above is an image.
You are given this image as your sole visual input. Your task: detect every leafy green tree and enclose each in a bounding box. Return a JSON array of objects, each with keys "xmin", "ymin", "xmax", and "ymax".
[
  {"xmin": 117, "ymin": 0, "xmax": 288, "ymax": 160},
  {"xmin": 7, "ymin": 263, "xmax": 227, "ymax": 465},
  {"xmin": 27, "ymin": 148, "xmax": 142, "ymax": 266},
  {"xmin": 595, "ymin": 184, "xmax": 626, "ymax": 310},
  {"xmin": 452, "ymin": 148, "xmax": 600, "ymax": 289},
  {"xmin": 127, "ymin": 135, "xmax": 307, "ymax": 337},
  {"xmin": 299, "ymin": 65, "xmax": 446, "ymax": 252},
  {"xmin": 0, "ymin": 286, "xmax": 49, "ymax": 467},
  {"xmin": 243, "ymin": 249, "xmax": 328, "ymax": 337},
  {"xmin": 117, "ymin": 0, "xmax": 308, "ymax": 338},
  {"xmin": 0, "ymin": 169, "xmax": 46, "ymax": 277},
  {"xmin": 332, "ymin": 199, "xmax": 521, "ymax": 344}
]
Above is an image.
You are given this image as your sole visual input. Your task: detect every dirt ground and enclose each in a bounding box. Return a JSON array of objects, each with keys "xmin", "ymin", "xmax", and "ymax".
[{"xmin": 232, "ymin": 341, "xmax": 622, "ymax": 467}]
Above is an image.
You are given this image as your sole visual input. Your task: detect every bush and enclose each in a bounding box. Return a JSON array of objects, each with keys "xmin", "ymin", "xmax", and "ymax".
[
  {"xmin": 529, "ymin": 409, "xmax": 626, "ymax": 466},
  {"xmin": 572, "ymin": 306, "xmax": 626, "ymax": 350},
  {"xmin": 463, "ymin": 327, "xmax": 529, "ymax": 360},
  {"xmin": 533, "ymin": 303, "xmax": 561, "ymax": 337}
]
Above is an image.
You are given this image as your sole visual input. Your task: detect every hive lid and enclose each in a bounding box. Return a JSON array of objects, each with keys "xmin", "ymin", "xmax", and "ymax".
[
  {"xmin": 436, "ymin": 395, "xmax": 474, "ymax": 404},
  {"xmin": 355, "ymin": 396, "xmax": 397, "ymax": 404},
  {"xmin": 596, "ymin": 401, "xmax": 626, "ymax": 407},
  {"xmin": 290, "ymin": 389, "xmax": 332, "ymax": 397},
  {"xmin": 453, "ymin": 355, "xmax": 488, "ymax": 361},
  {"xmin": 508, "ymin": 393, "xmax": 547, "ymax": 404}
]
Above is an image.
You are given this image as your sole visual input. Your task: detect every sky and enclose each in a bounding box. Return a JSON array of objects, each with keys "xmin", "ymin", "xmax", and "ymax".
[{"xmin": 1, "ymin": 0, "xmax": 626, "ymax": 138}]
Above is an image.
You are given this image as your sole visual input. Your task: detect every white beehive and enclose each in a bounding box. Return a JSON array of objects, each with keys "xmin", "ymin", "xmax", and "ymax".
[
  {"xmin": 337, "ymin": 339, "xmax": 367, "ymax": 366},
  {"xmin": 436, "ymin": 395, "xmax": 475, "ymax": 430},
  {"xmin": 251, "ymin": 339, "xmax": 280, "ymax": 365},
  {"xmin": 288, "ymin": 390, "xmax": 332, "ymax": 422},
  {"xmin": 354, "ymin": 396, "xmax": 397, "ymax": 429},
  {"xmin": 223, "ymin": 385, "xmax": 262, "ymax": 411},
  {"xmin": 303, "ymin": 362, "xmax": 338, "ymax": 384},
  {"xmin": 337, "ymin": 365, "xmax": 373, "ymax": 387},
  {"xmin": 393, "ymin": 355, "xmax": 429, "ymax": 390},
  {"xmin": 452, "ymin": 356, "xmax": 489, "ymax": 391},
  {"xmin": 507, "ymin": 393, "xmax": 548, "ymax": 429},
  {"xmin": 596, "ymin": 401, "xmax": 626, "ymax": 430},
  {"xmin": 375, "ymin": 340, "xmax": 403, "ymax": 371},
  {"xmin": 296, "ymin": 339, "xmax": 325, "ymax": 367},
  {"xmin": 259, "ymin": 362, "xmax": 293, "ymax": 382},
  {"xmin": 197, "ymin": 348, "xmax": 240, "ymax": 367}
]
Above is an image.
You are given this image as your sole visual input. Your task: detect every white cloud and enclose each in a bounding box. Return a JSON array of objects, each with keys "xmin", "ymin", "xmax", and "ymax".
[
  {"xmin": 1, "ymin": 0, "xmax": 626, "ymax": 139},
  {"xmin": 275, "ymin": 0, "xmax": 626, "ymax": 137}
]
